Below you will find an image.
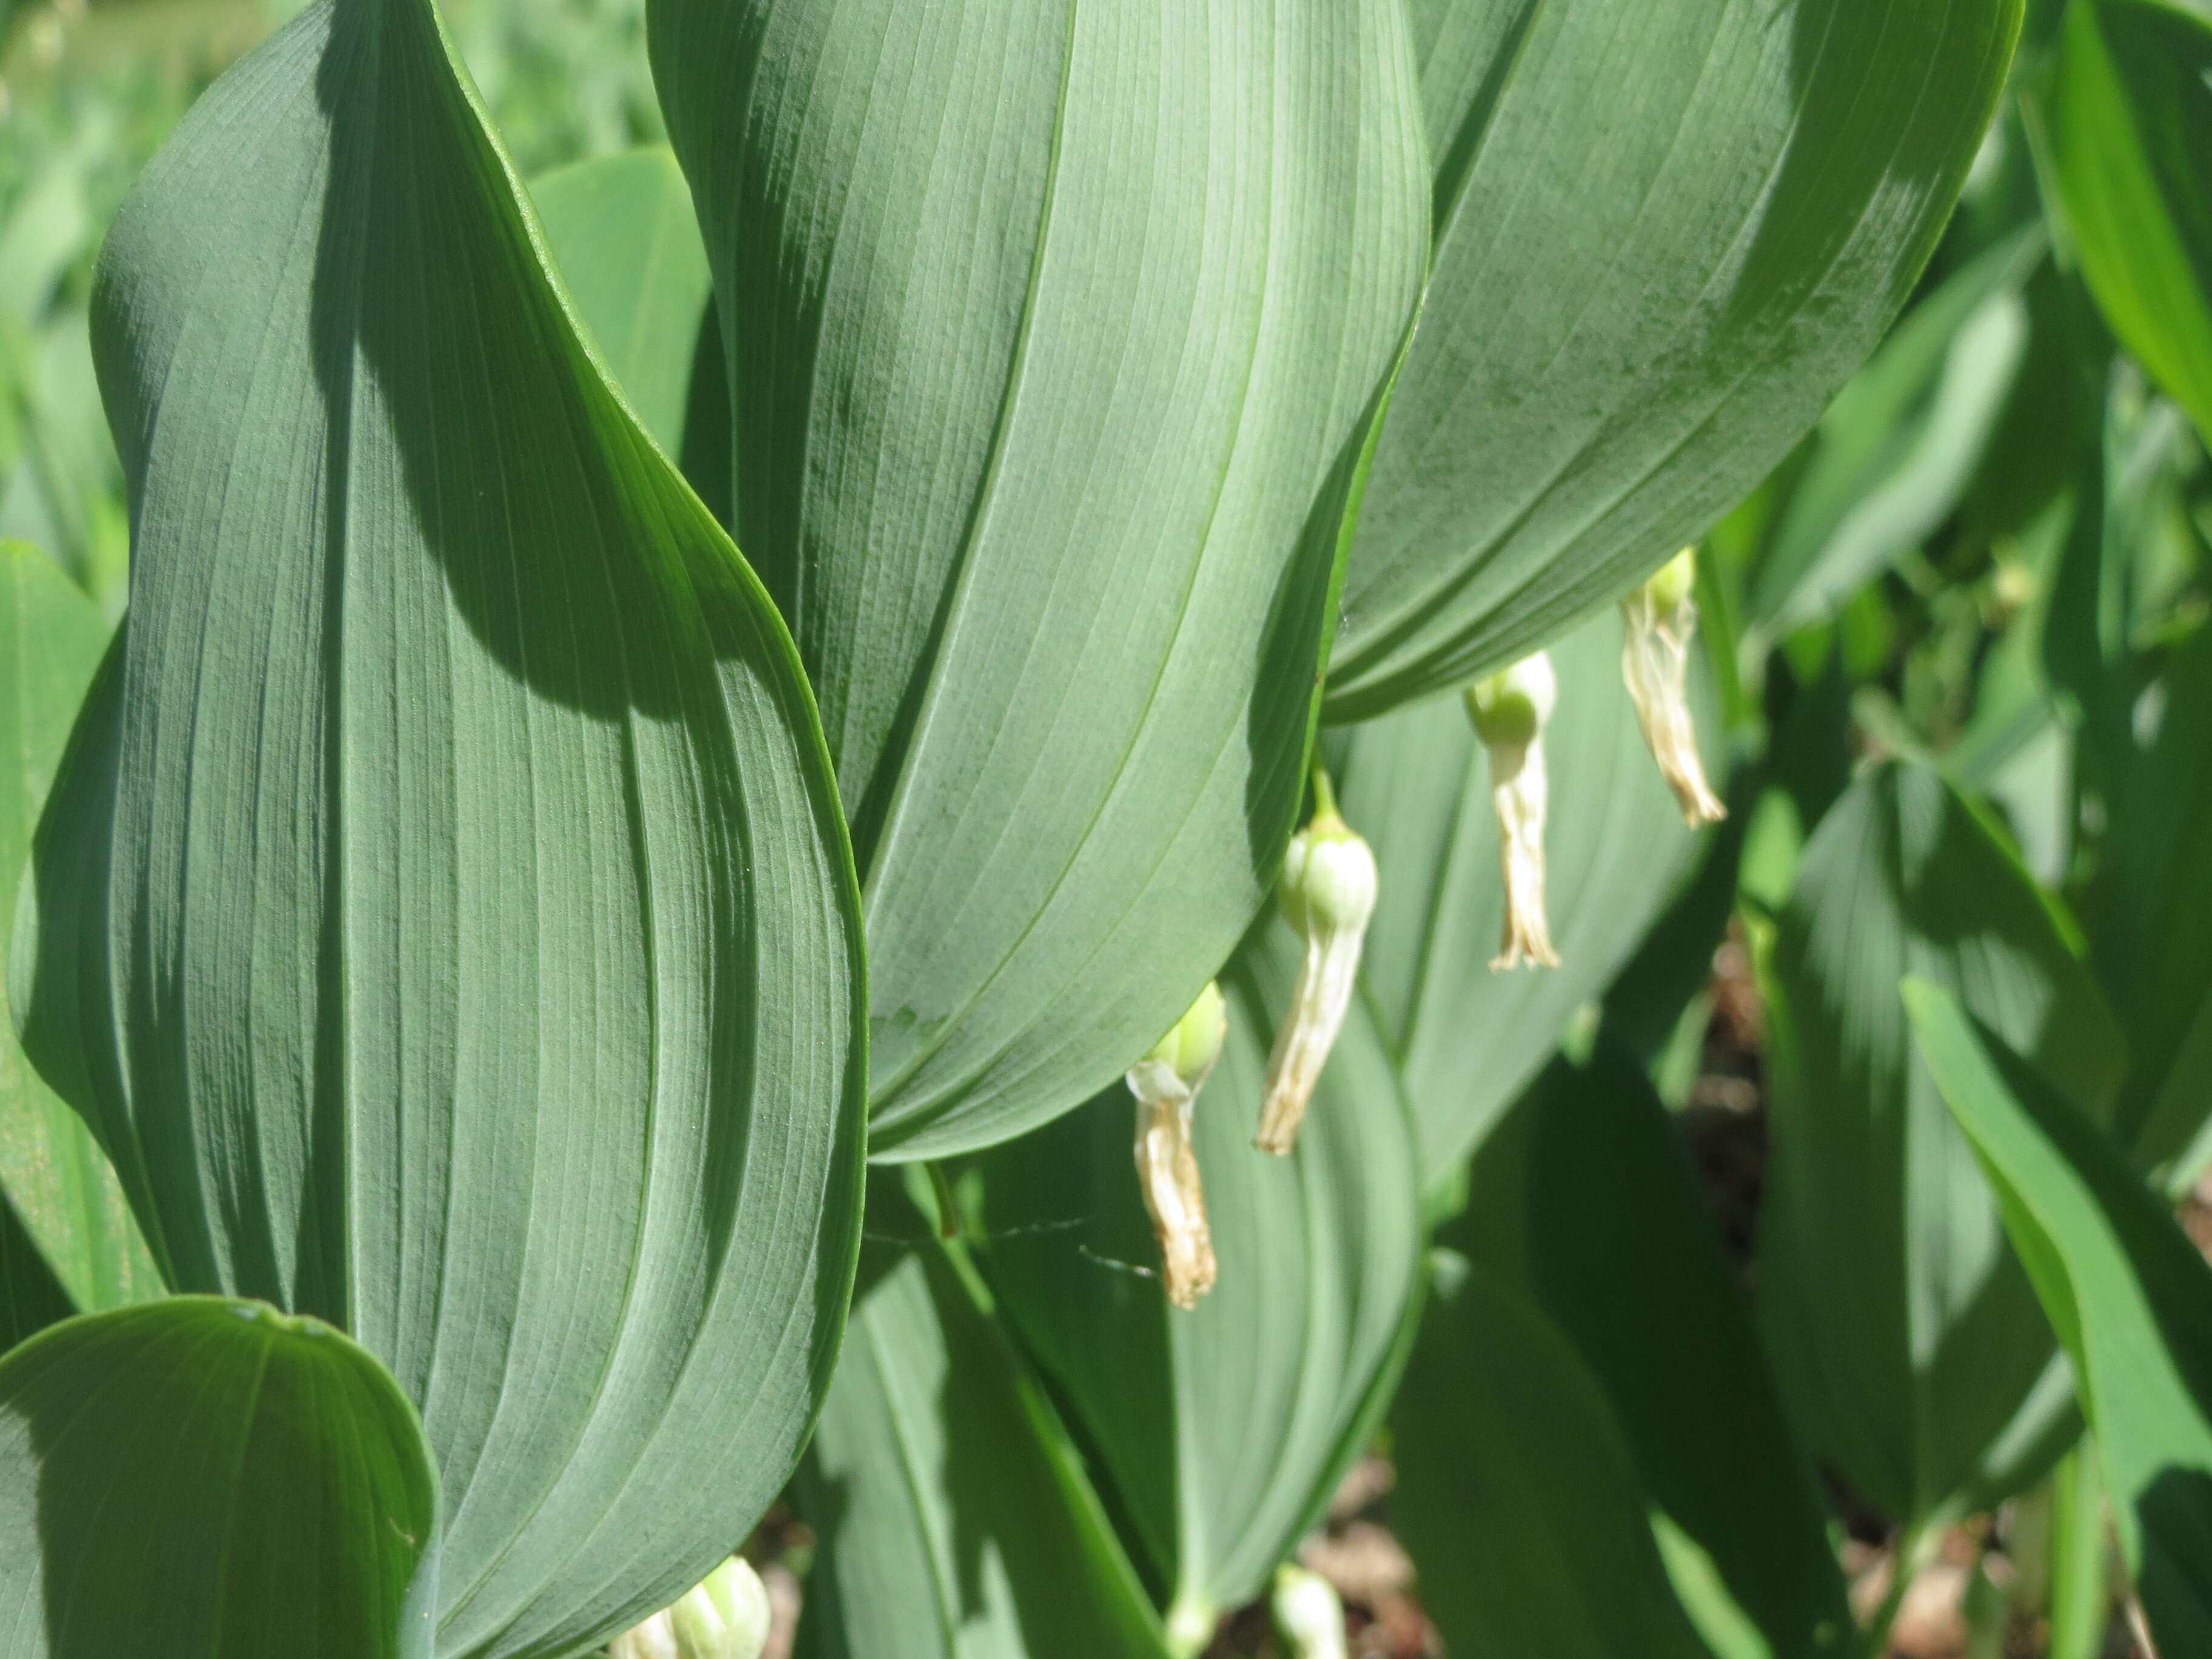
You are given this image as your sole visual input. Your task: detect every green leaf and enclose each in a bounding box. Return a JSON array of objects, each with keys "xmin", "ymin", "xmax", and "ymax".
[
  {"xmin": 2103, "ymin": 623, "xmax": 2212, "ymax": 1175},
  {"xmin": 10, "ymin": 5, "xmax": 866, "ymax": 1655},
  {"xmin": 0, "ymin": 541, "xmax": 159, "ymax": 1323},
  {"xmin": 1331, "ymin": 606, "xmax": 1706, "ymax": 1176},
  {"xmin": 528, "ymin": 146, "xmax": 726, "ymax": 508},
  {"xmin": 2044, "ymin": 0, "xmax": 2212, "ymax": 446},
  {"xmin": 0, "ymin": 1295, "xmax": 441, "ymax": 1659},
  {"xmin": 1390, "ymin": 1256, "xmax": 1719, "ymax": 1659},
  {"xmin": 0, "ymin": 1191, "xmax": 72, "ymax": 1353},
  {"xmin": 1324, "ymin": 0, "xmax": 2025, "ymax": 716},
  {"xmin": 651, "ymin": 0, "xmax": 1432, "ymax": 1156},
  {"xmin": 794, "ymin": 1175, "xmax": 1169, "ymax": 1659},
  {"xmin": 2039, "ymin": 372, "xmax": 2194, "ymax": 803},
  {"xmin": 0, "ymin": 317, "xmax": 130, "ymax": 614},
  {"xmin": 2046, "ymin": 1447, "xmax": 2113, "ymax": 1659},
  {"xmin": 970, "ymin": 912, "xmax": 1425, "ymax": 1637},
  {"xmin": 1455, "ymin": 1046, "xmax": 1853, "ymax": 1659},
  {"xmin": 1756, "ymin": 762, "xmax": 2125, "ymax": 1525},
  {"xmin": 1906, "ymin": 980, "xmax": 2212, "ymax": 1650},
  {"xmin": 1746, "ymin": 226, "xmax": 2045, "ymax": 637}
]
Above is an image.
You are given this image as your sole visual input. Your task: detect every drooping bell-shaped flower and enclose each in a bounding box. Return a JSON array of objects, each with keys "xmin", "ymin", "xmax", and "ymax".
[
  {"xmin": 1466, "ymin": 652, "xmax": 1560, "ymax": 971},
  {"xmin": 1271, "ymin": 1566, "xmax": 1349, "ymax": 1659},
  {"xmin": 1621, "ymin": 548, "xmax": 1726, "ymax": 827},
  {"xmin": 1130, "ymin": 980, "xmax": 1229, "ymax": 1310},
  {"xmin": 1256, "ymin": 775, "xmax": 1378, "ymax": 1157},
  {"xmin": 609, "ymin": 1556, "xmax": 773, "ymax": 1659}
]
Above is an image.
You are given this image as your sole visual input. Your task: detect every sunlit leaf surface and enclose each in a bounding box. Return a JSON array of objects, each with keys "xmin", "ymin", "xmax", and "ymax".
[
  {"xmin": 10, "ymin": 4, "xmax": 866, "ymax": 1653},
  {"xmin": 652, "ymin": 0, "xmax": 1432, "ymax": 1156},
  {"xmin": 1326, "ymin": 0, "xmax": 2023, "ymax": 716},
  {"xmin": 1911, "ymin": 984, "xmax": 2212, "ymax": 1652},
  {"xmin": 2045, "ymin": 0, "xmax": 2212, "ymax": 446},
  {"xmin": 0, "ymin": 1296, "xmax": 442, "ymax": 1659}
]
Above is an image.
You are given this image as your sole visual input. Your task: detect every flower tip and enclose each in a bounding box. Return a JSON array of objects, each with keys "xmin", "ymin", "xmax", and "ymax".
[
  {"xmin": 1272, "ymin": 1566, "xmax": 1349, "ymax": 1659},
  {"xmin": 1253, "ymin": 1098, "xmax": 1302, "ymax": 1157}
]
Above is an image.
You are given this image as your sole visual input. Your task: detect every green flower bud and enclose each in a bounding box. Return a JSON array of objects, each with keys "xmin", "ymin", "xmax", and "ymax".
[
  {"xmin": 609, "ymin": 1557, "xmax": 771, "ymax": 1659},
  {"xmin": 1271, "ymin": 1566, "xmax": 1347, "ymax": 1659},
  {"xmin": 1258, "ymin": 787, "xmax": 1378, "ymax": 1156},
  {"xmin": 1130, "ymin": 981, "xmax": 1229, "ymax": 1309},
  {"xmin": 1464, "ymin": 651, "xmax": 1558, "ymax": 751},
  {"xmin": 1165, "ymin": 1592, "xmax": 1218, "ymax": 1658},
  {"xmin": 1646, "ymin": 545, "xmax": 1698, "ymax": 617},
  {"xmin": 1139, "ymin": 979, "xmax": 1227, "ymax": 1089},
  {"xmin": 1621, "ymin": 549, "xmax": 1725, "ymax": 828},
  {"xmin": 1464, "ymin": 651, "xmax": 1560, "ymax": 971}
]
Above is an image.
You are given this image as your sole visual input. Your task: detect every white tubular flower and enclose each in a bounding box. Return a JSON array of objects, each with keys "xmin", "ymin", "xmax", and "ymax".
[
  {"xmin": 611, "ymin": 1557, "xmax": 771, "ymax": 1659},
  {"xmin": 1130, "ymin": 981, "xmax": 1229, "ymax": 1310},
  {"xmin": 1466, "ymin": 652, "xmax": 1560, "ymax": 972},
  {"xmin": 1620, "ymin": 548, "xmax": 1726, "ymax": 828},
  {"xmin": 1272, "ymin": 1566, "xmax": 1349, "ymax": 1659},
  {"xmin": 1256, "ymin": 780, "xmax": 1378, "ymax": 1158},
  {"xmin": 609, "ymin": 1615, "xmax": 679, "ymax": 1659}
]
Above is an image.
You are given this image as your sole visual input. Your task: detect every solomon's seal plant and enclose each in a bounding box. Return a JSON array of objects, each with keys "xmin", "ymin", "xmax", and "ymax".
[
  {"xmin": 1257, "ymin": 773, "xmax": 1378, "ymax": 1156},
  {"xmin": 17, "ymin": 1, "xmax": 2212, "ymax": 1656}
]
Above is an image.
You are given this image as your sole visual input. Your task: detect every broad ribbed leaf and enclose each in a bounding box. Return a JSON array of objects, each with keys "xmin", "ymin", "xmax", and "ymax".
[
  {"xmin": 2103, "ymin": 623, "xmax": 2212, "ymax": 1175},
  {"xmin": 794, "ymin": 1175, "xmax": 1169, "ymax": 1659},
  {"xmin": 1757, "ymin": 763, "xmax": 2123, "ymax": 1524},
  {"xmin": 1330, "ymin": 608, "xmax": 1703, "ymax": 1176},
  {"xmin": 2044, "ymin": 0, "xmax": 2212, "ymax": 445},
  {"xmin": 1747, "ymin": 227, "xmax": 2044, "ymax": 637},
  {"xmin": 10, "ymin": 5, "xmax": 866, "ymax": 1655},
  {"xmin": 529, "ymin": 146, "xmax": 726, "ymax": 505},
  {"xmin": 651, "ymin": 0, "xmax": 1431, "ymax": 1156},
  {"xmin": 1456, "ymin": 1047, "xmax": 1852, "ymax": 1659},
  {"xmin": 0, "ymin": 1296, "xmax": 441, "ymax": 1659},
  {"xmin": 0, "ymin": 542, "xmax": 158, "ymax": 1321},
  {"xmin": 1390, "ymin": 1258, "xmax": 1718, "ymax": 1659},
  {"xmin": 972, "ymin": 916, "xmax": 1424, "ymax": 1641},
  {"xmin": 1908, "ymin": 983, "xmax": 2212, "ymax": 1652},
  {"xmin": 1323, "ymin": 0, "xmax": 2022, "ymax": 717}
]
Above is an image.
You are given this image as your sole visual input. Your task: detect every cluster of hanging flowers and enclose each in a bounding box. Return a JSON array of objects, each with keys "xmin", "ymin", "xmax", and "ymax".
[
  {"xmin": 609, "ymin": 1556, "xmax": 773, "ymax": 1659},
  {"xmin": 1127, "ymin": 549, "xmax": 1722, "ymax": 1305}
]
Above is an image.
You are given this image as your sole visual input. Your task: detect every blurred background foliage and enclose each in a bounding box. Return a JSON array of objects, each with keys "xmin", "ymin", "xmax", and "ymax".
[{"xmin": 0, "ymin": 0, "xmax": 661, "ymax": 621}]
